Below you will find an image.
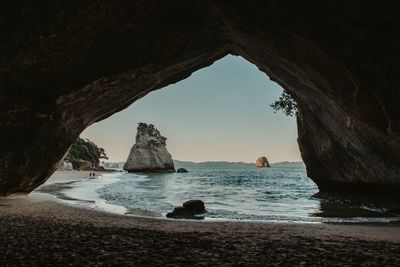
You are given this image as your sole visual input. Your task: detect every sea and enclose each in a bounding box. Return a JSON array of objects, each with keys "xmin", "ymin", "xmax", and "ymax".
[{"xmin": 40, "ymin": 161, "xmax": 400, "ymax": 223}]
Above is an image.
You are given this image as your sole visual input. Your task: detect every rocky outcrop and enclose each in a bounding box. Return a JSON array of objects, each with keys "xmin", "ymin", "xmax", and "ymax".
[
  {"xmin": 166, "ymin": 200, "xmax": 206, "ymax": 219},
  {"xmin": 57, "ymin": 161, "xmax": 73, "ymax": 171},
  {"xmin": 256, "ymin": 157, "xmax": 270, "ymax": 168},
  {"xmin": 176, "ymin": 168, "xmax": 188, "ymax": 173},
  {"xmin": 1, "ymin": 2, "xmax": 400, "ymax": 197},
  {"xmin": 183, "ymin": 200, "xmax": 206, "ymax": 214},
  {"xmin": 123, "ymin": 123, "xmax": 175, "ymax": 172}
]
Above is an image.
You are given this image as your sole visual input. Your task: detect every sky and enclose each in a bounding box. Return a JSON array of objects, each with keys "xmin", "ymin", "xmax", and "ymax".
[{"xmin": 81, "ymin": 55, "xmax": 302, "ymax": 163}]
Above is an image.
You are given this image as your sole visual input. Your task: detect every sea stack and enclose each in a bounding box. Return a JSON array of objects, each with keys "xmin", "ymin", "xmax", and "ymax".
[
  {"xmin": 256, "ymin": 156, "xmax": 270, "ymax": 168},
  {"xmin": 123, "ymin": 123, "xmax": 175, "ymax": 172}
]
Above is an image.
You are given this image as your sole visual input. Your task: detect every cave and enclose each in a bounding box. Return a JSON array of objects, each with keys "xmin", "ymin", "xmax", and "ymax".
[{"xmin": 1, "ymin": 1, "xmax": 400, "ymax": 197}]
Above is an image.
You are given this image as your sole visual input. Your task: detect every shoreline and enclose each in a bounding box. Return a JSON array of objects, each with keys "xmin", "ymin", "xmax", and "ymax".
[
  {"xmin": 1, "ymin": 171, "xmax": 400, "ymax": 265},
  {"xmin": 37, "ymin": 170, "xmax": 400, "ymax": 224},
  {"xmin": 2, "ymin": 194, "xmax": 400, "ymax": 265},
  {"xmin": 3, "ymin": 194, "xmax": 400, "ymax": 242},
  {"xmin": 36, "ymin": 170, "xmax": 129, "ymax": 215}
]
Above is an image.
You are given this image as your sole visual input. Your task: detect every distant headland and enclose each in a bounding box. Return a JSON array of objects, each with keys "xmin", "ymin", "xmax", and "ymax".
[{"xmin": 105, "ymin": 160, "xmax": 305, "ymax": 169}]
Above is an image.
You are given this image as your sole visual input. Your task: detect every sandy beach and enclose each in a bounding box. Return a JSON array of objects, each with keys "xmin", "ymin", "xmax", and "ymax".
[{"xmin": 1, "ymin": 171, "xmax": 400, "ymax": 266}]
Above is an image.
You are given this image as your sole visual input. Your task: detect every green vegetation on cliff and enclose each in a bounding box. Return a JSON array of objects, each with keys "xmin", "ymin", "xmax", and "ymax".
[
  {"xmin": 270, "ymin": 91, "xmax": 297, "ymax": 117},
  {"xmin": 65, "ymin": 138, "xmax": 108, "ymax": 169}
]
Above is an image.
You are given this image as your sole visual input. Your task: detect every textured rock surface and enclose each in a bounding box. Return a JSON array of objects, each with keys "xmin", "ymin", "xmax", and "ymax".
[
  {"xmin": 167, "ymin": 200, "xmax": 206, "ymax": 219},
  {"xmin": 177, "ymin": 168, "xmax": 188, "ymax": 173},
  {"xmin": 166, "ymin": 206, "xmax": 195, "ymax": 219},
  {"xmin": 1, "ymin": 1, "xmax": 400, "ymax": 196},
  {"xmin": 256, "ymin": 157, "xmax": 270, "ymax": 168},
  {"xmin": 57, "ymin": 161, "xmax": 73, "ymax": 171},
  {"xmin": 183, "ymin": 200, "xmax": 206, "ymax": 214},
  {"xmin": 123, "ymin": 123, "xmax": 174, "ymax": 172}
]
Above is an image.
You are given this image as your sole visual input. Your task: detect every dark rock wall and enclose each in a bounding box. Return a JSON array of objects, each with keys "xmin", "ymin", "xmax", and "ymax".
[
  {"xmin": 1, "ymin": 0, "xmax": 400, "ymax": 196},
  {"xmin": 0, "ymin": 0, "xmax": 229, "ymax": 195},
  {"xmin": 218, "ymin": 1, "xmax": 400, "ymax": 195}
]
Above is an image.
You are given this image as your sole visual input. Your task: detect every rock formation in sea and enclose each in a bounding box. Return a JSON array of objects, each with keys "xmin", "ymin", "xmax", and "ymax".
[
  {"xmin": 1, "ymin": 2, "xmax": 400, "ymax": 197},
  {"xmin": 123, "ymin": 123, "xmax": 175, "ymax": 172},
  {"xmin": 256, "ymin": 157, "xmax": 270, "ymax": 168}
]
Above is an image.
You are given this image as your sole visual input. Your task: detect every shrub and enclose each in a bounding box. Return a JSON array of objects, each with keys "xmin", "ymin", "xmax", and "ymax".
[
  {"xmin": 65, "ymin": 138, "xmax": 108, "ymax": 169},
  {"xmin": 270, "ymin": 91, "xmax": 297, "ymax": 117}
]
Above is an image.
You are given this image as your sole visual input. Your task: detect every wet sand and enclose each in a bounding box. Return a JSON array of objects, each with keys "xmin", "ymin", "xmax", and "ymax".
[
  {"xmin": 41, "ymin": 170, "xmax": 99, "ymax": 183},
  {"xmin": 35, "ymin": 171, "xmax": 101, "ymax": 203},
  {"xmin": 1, "ymin": 172, "xmax": 400, "ymax": 266}
]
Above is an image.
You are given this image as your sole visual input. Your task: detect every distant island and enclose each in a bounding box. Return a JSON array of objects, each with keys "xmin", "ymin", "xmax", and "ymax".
[
  {"xmin": 104, "ymin": 160, "xmax": 305, "ymax": 170},
  {"xmin": 174, "ymin": 160, "xmax": 305, "ymax": 169}
]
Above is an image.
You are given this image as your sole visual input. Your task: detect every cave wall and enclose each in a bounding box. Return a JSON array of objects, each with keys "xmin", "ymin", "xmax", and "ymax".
[
  {"xmin": 217, "ymin": 1, "xmax": 400, "ymax": 195},
  {"xmin": 0, "ymin": 0, "xmax": 230, "ymax": 194},
  {"xmin": 1, "ymin": 0, "xmax": 400, "ymax": 196}
]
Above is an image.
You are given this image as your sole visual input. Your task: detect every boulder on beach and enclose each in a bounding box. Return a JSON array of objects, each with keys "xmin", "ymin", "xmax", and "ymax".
[
  {"xmin": 166, "ymin": 200, "xmax": 206, "ymax": 219},
  {"xmin": 256, "ymin": 156, "xmax": 270, "ymax": 168},
  {"xmin": 183, "ymin": 200, "xmax": 206, "ymax": 214},
  {"xmin": 177, "ymin": 168, "xmax": 188, "ymax": 173},
  {"xmin": 166, "ymin": 206, "xmax": 195, "ymax": 219},
  {"xmin": 123, "ymin": 123, "xmax": 175, "ymax": 172}
]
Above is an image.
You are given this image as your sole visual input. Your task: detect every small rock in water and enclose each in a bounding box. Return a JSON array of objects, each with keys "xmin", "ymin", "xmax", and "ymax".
[
  {"xmin": 166, "ymin": 200, "xmax": 206, "ymax": 219},
  {"xmin": 176, "ymin": 168, "xmax": 188, "ymax": 173}
]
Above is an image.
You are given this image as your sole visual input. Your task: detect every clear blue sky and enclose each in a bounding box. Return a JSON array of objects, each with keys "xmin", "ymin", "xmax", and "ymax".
[{"xmin": 81, "ymin": 55, "xmax": 301, "ymax": 163}]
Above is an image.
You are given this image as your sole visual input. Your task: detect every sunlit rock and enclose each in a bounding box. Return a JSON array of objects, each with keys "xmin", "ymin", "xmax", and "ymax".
[
  {"xmin": 57, "ymin": 161, "xmax": 73, "ymax": 171},
  {"xmin": 256, "ymin": 157, "xmax": 270, "ymax": 168},
  {"xmin": 123, "ymin": 123, "xmax": 175, "ymax": 172}
]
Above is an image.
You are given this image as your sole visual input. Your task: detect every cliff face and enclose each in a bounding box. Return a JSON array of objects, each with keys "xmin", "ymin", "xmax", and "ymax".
[
  {"xmin": 1, "ymin": 1, "xmax": 400, "ymax": 196},
  {"xmin": 57, "ymin": 161, "xmax": 73, "ymax": 171},
  {"xmin": 123, "ymin": 124, "xmax": 175, "ymax": 172}
]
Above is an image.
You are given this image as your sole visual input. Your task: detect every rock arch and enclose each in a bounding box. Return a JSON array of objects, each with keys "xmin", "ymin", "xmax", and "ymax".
[{"xmin": 1, "ymin": 1, "xmax": 400, "ymax": 196}]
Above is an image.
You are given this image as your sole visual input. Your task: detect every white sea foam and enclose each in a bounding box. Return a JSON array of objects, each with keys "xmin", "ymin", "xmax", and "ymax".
[
  {"xmin": 39, "ymin": 167, "xmax": 400, "ymax": 224},
  {"xmin": 54, "ymin": 172, "xmax": 128, "ymax": 215}
]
